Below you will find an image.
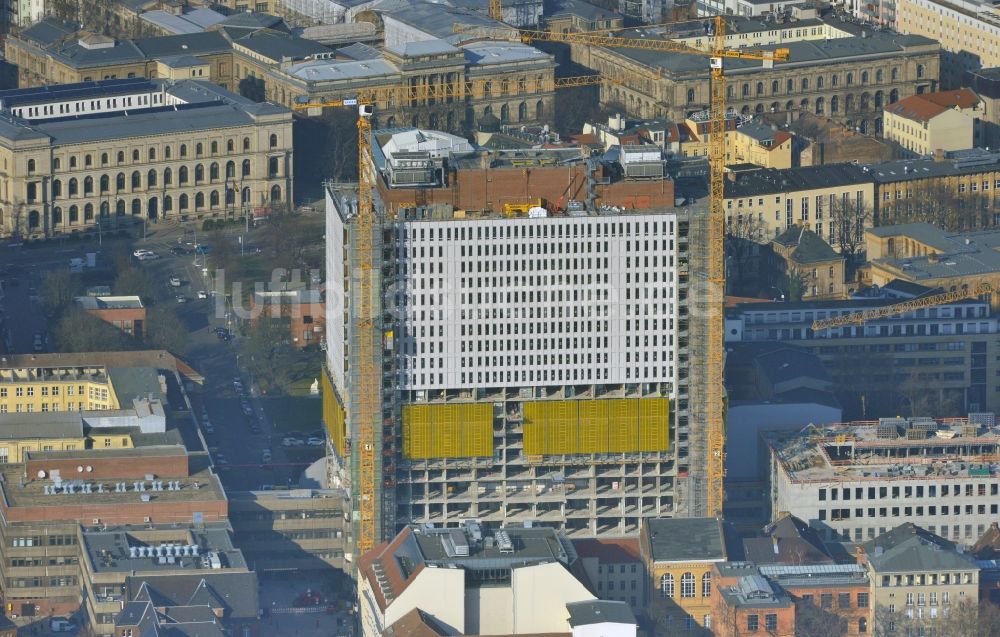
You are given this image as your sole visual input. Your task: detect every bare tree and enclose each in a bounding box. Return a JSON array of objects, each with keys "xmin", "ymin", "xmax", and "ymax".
[
  {"xmin": 725, "ymin": 211, "xmax": 764, "ymax": 294},
  {"xmin": 829, "ymin": 195, "xmax": 872, "ymax": 263},
  {"xmin": 794, "ymin": 599, "xmax": 847, "ymax": 637},
  {"xmin": 784, "ymin": 266, "xmax": 809, "ymax": 302}
]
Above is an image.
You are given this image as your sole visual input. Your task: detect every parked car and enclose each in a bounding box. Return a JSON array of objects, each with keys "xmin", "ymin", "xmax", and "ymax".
[
  {"xmin": 307, "ymin": 437, "xmax": 326, "ymax": 446},
  {"xmin": 168, "ymin": 275, "xmax": 181, "ymax": 287},
  {"xmin": 282, "ymin": 437, "xmax": 304, "ymax": 447},
  {"xmin": 241, "ymin": 403, "xmax": 253, "ymax": 416},
  {"xmin": 261, "ymin": 448, "xmax": 272, "ymax": 463},
  {"xmin": 249, "ymin": 424, "xmax": 261, "ymax": 434},
  {"xmin": 175, "ymin": 294, "xmax": 188, "ymax": 303},
  {"xmin": 137, "ymin": 251, "xmax": 159, "ymax": 261},
  {"xmin": 204, "ymin": 425, "xmax": 215, "ymax": 435},
  {"xmin": 133, "ymin": 249, "xmax": 152, "ymax": 258},
  {"xmin": 197, "ymin": 290, "xmax": 208, "ymax": 299}
]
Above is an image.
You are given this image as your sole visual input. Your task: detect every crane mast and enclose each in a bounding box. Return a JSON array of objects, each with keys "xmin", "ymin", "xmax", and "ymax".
[{"xmin": 706, "ymin": 16, "xmax": 728, "ymax": 518}]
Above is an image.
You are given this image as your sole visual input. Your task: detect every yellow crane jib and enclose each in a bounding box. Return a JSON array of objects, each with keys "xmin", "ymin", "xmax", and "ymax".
[{"xmin": 810, "ymin": 283, "xmax": 995, "ymax": 331}]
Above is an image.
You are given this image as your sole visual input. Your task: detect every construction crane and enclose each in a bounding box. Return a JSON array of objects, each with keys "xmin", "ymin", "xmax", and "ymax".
[
  {"xmin": 292, "ymin": 97, "xmax": 380, "ymax": 556},
  {"xmin": 455, "ymin": 17, "xmax": 788, "ymax": 517},
  {"xmin": 811, "ymin": 283, "xmax": 995, "ymax": 331},
  {"xmin": 292, "ymin": 75, "xmax": 609, "ymax": 557},
  {"xmin": 294, "ymin": 74, "xmax": 604, "ymax": 116}
]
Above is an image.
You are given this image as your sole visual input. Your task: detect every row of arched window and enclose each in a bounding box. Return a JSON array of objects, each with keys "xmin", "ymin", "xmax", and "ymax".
[
  {"xmin": 27, "ymin": 184, "xmax": 283, "ymax": 229},
  {"xmin": 29, "ymin": 134, "xmax": 281, "ymax": 174},
  {"xmin": 50, "ymin": 161, "xmax": 253, "ymax": 198},
  {"xmin": 686, "ymin": 65, "xmax": 921, "ymax": 104},
  {"xmin": 660, "ymin": 572, "xmax": 712, "ymax": 599}
]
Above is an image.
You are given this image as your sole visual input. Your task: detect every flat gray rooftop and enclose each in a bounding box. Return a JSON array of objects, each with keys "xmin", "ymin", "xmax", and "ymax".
[
  {"xmin": 83, "ymin": 524, "xmax": 245, "ymax": 573},
  {"xmin": 411, "ymin": 525, "xmax": 571, "ymax": 566},
  {"xmin": 645, "ymin": 518, "xmax": 726, "ymax": 562}
]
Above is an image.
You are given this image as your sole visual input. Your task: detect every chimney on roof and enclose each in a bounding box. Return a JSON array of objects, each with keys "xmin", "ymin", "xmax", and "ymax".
[
  {"xmin": 928, "ymin": 252, "xmax": 939, "ymax": 264},
  {"xmin": 772, "ymin": 536, "xmax": 780, "ymax": 555},
  {"xmin": 934, "ymin": 148, "xmax": 946, "ymax": 162}
]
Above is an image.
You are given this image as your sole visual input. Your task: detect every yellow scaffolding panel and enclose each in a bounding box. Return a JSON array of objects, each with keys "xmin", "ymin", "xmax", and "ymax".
[
  {"xmin": 608, "ymin": 399, "xmax": 639, "ymax": 452},
  {"xmin": 639, "ymin": 398, "xmax": 671, "ymax": 452},
  {"xmin": 435, "ymin": 406, "xmax": 462, "ymax": 458},
  {"xmin": 548, "ymin": 400, "xmax": 579, "ymax": 455},
  {"xmin": 579, "ymin": 399, "xmax": 610, "ymax": 454},
  {"xmin": 523, "ymin": 402, "xmax": 548, "ymax": 455},
  {"xmin": 402, "ymin": 404, "xmax": 493, "ymax": 459},
  {"xmin": 460, "ymin": 403, "xmax": 494, "ymax": 457},
  {"xmin": 321, "ymin": 371, "xmax": 347, "ymax": 457},
  {"xmin": 403, "ymin": 404, "xmax": 432, "ymax": 459}
]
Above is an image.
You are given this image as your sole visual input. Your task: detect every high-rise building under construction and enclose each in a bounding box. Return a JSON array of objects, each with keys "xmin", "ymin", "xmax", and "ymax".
[{"xmin": 323, "ymin": 137, "xmax": 706, "ymax": 557}]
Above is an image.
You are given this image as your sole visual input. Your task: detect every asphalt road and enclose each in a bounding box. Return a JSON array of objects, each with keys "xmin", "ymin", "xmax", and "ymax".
[{"xmin": 0, "ymin": 219, "xmax": 321, "ymax": 493}]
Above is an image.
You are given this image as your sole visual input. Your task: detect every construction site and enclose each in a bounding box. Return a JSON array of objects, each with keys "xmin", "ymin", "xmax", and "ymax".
[
  {"xmin": 309, "ymin": 16, "xmax": 780, "ymax": 560},
  {"xmin": 325, "ymin": 168, "xmax": 708, "ymax": 538},
  {"xmin": 767, "ymin": 414, "xmax": 1000, "ymax": 545}
]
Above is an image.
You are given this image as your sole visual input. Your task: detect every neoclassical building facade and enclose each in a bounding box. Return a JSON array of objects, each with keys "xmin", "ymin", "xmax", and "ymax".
[
  {"xmin": 573, "ymin": 20, "xmax": 942, "ymax": 137},
  {"xmin": 0, "ymin": 78, "xmax": 292, "ymax": 239}
]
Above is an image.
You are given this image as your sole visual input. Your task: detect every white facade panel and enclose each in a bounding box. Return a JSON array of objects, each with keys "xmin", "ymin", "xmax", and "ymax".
[
  {"xmin": 325, "ymin": 189, "xmax": 347, "ymax": 395},
  {"xmin": 391, "ymin": 213, "xmax": 679, "ymax": 390}
]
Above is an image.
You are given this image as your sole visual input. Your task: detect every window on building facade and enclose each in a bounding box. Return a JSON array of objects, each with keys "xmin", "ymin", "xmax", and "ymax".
[{"xmin": 681, "ymin": 573, "xmax": 695, "ymax": 598}]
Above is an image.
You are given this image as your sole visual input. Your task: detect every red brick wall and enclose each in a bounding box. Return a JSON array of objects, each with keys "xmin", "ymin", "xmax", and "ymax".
[
  {"xmin": 376, "ymin": 163, "xmax": 675, "ymax": 213},
  {"xmin": 784, "ymin": 583, "xmax": 871, "ymax": 636},
  {"xmin": 26, "ymin": 453, "xmax": 188, "ymax": 480},
  {"xmin": 86, "ymin": 308, "xmax": 146, "ymax": 338},
  {"xmin": 249, "ymin": 301, "xmax": 325, "ymax": 349},
  {"xmin": 0, "ymin": 497, "xmax": 228, "ymax": 525}
]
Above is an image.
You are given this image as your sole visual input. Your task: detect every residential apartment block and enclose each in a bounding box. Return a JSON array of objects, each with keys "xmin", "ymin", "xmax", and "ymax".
[
  {"xmin": 722, "ymin": 163, "xmax": 875, "ymax": 249},
  {"xmin": 712, "ymin": 564, "xmax": 796, "ymax": 637},
  {"xmin": 0, "ymin": 78, "xmax": 291, "ymax": 239},
  {"xmin": 965, "ymin": 68, "xmax": 1000, "ymax": 149},
  {"xmin": 0, "ymin": 350, "xmax": 181, "ymax": 415},
  {"xmin": 768, "ymin": 416, "xmax": 1000, "ymax": 545},
  {"xmin": 860, "ymin": 523, "xmax": 980, "ymax": 635},
  {"xmin": 883, "ymin": 88, "xmax": 982, "ymax": 155},
  {"xmin": 865, "ymin": 149, "xmax": 1000, "ymax": 228},
  {"xmin": 895, "ymin": 0, "xmax": 1000, "ymax": 87}
]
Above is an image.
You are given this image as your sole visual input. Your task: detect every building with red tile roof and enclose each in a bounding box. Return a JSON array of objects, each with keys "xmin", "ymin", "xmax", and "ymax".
[{"xmin": 884, "ymin": 89, "xmax": 982, "ymax": 155}]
